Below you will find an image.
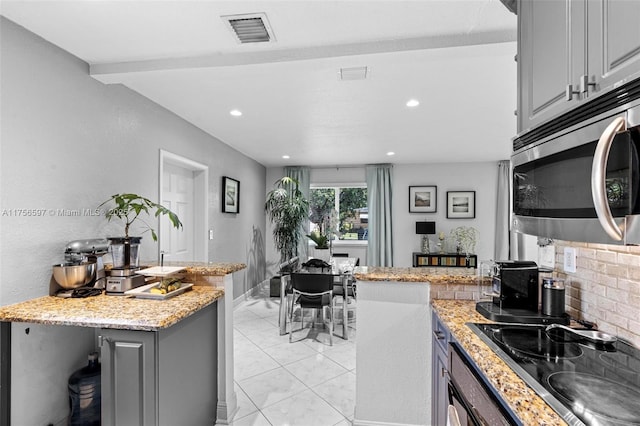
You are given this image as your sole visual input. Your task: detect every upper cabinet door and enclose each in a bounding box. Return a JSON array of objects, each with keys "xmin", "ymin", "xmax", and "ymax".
[
  {"xmin": 518, "ymin": 0, "xmax": 577, "ymax": 133},
  {"xmin": 517, "ymin": 0, "xmax": 640, "ymax": 135},
  {"xmin": 587, "ymin": 0, "xmax": 640, "ymax": 96}
]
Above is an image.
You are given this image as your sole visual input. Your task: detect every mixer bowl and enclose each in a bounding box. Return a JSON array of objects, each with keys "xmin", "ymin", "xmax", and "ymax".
[{"xmin": 52, "ymin": 263, "xmax": 96, "ymax": 289}]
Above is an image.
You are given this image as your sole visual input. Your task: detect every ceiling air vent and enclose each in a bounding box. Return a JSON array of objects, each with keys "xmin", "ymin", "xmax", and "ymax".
[
  {"xmin": 222, "ymin": 13, "xmax": 276, "ymax": 44},
  {"xmin": 339, "ymin": 66, "xmax": 369, "ymax": 81}
]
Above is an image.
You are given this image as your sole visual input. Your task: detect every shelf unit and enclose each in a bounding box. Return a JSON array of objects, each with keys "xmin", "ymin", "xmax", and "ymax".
[{"xmin": 413, "ymin": 252, "xmax": 477, "ymax": 268}]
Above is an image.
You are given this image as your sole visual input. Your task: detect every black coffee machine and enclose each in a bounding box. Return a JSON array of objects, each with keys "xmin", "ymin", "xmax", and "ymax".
[{"xmin": 476, "ymin": 260, "xmax": 569, "ymax": 324}]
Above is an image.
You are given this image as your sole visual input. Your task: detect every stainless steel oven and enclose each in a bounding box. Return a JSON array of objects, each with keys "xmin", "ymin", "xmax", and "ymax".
[
  {"xmin": 511, "ymin": 102, "xmax": 640, "ymax": 244},
  {"xmin": 447, "ymin": 342, "xmax": 520, "ymax": 426}
]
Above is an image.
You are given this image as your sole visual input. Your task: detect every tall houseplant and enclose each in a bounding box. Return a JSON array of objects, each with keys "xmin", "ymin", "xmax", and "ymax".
[{"xmin": 265, "ymin": 177, "xmax": 309, "ymax": 269}]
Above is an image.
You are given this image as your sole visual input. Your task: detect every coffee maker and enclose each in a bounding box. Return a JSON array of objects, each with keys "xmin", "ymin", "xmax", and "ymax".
[
  {"xmin": 104, "ymin": 237, "xmax": 146, "ymax": 295},
  {"xmin": 476, "ymin": 260, "xmax": 569, "ymax": 325}
]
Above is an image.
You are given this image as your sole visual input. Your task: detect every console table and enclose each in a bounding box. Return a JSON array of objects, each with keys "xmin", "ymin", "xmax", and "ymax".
[{"xmin": 413, "ymin": 252, "xmax": 477, "ymax": 268}]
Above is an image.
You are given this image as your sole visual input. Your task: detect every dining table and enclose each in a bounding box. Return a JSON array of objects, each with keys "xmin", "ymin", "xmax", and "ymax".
[{"xmin": 278, "ymin": 257, "xmax": 357, "ymax": 340}]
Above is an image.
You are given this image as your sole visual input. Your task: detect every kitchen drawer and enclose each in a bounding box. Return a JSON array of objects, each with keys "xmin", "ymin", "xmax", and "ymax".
[{"xmin": 432, "ymin": 309, "xmax": 449, "ymax": 353}]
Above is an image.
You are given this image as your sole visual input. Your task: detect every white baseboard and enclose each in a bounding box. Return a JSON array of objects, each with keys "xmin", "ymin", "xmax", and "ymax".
[{"xmin": 233, "ymin": 279, "xmax": 270, "ymax": 309}]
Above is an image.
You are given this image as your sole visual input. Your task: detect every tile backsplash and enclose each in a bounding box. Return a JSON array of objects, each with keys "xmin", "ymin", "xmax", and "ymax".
[{"xmin": 554, "ymin": 240, "xmax": 640, "ymax": 348}]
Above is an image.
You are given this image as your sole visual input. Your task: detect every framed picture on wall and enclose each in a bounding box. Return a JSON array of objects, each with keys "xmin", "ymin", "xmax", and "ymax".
[
  {"xmin": 409, "ymin": 186, "xmax": 437, "ymax": 213},
  {"xmin": 222, "ymin": 176, "xmax": 240, "ymax": 214},
  {"xmin": 447, "ymin": 191, "xmax": 475, "ymax": 219}
]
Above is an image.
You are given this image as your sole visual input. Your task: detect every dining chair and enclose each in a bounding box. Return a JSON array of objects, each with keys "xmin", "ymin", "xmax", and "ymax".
[
  {"xmin": 289, "ymin": 272, "xmax": 335, "ymax": 345},
  {"xmin": 331, "ymin": 257, "xmax": 358, "ymax": 329}
]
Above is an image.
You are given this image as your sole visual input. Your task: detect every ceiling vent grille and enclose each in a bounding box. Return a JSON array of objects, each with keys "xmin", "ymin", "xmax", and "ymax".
[
  {"xmin": 339, "ymin": 66, "xmax": 369, "ymax": 81},
  {"xmin": 222, "ymin": 13, "xmax": 275, "ymax": 44}
]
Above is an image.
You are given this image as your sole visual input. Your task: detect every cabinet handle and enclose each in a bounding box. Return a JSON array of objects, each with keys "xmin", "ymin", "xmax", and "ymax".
[
  {"xmin": 433, "ymin": 330, "xmax": 446, "ymax": 340},
  {"xmin": 441, "ymin": 367, "xmax": 448, "ymax": 378},
  {"xmin": 566, "ymin": 83, "xmax": 581, "ymax": 101},
  {"xmin": 98, "ymin": 335, "xmax": 111, "ymax": 347},
  {"xmin": 591, "ymin": 116, "xmax": 627, "ymax": 240},
  {"xmin": 581, "ymin": 75, "xmax": 597, "ymax": 94}
]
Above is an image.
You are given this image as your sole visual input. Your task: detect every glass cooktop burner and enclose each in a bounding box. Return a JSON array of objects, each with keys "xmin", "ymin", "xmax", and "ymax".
[
  {"xmin": 468, "ymin": 322, "xmax": 640, "ymax": 426},
  {"xmin": 547, "ymin": 372, "xmax": 640, "ymax": 426},
  {"xmin": 493, "ymin": 326, "xmax": 583, "ymax": 360}
]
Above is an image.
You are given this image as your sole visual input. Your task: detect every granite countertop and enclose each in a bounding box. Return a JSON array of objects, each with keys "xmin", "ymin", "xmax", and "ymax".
[
  {"xmin": 0, "ymin": 286, "xmax": 224, "ymax": 331},
  {"xmin": 353, "ymin": 266, "xmax": 480, "ymax": 285},
  {"xmin": 110, "ymin": 261, "xmax": 246, "ymax": 276},
  {"xmin": 431, "ymin": 299, "xmax": 567, "ymax": 426}
]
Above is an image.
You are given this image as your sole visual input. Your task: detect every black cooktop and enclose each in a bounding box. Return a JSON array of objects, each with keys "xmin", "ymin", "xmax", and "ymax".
[{"xmin": 468, "ymin": 322, "xmax": 640, "ymax": 426}]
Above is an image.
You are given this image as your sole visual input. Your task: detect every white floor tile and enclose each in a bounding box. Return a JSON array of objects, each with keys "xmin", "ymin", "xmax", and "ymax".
[
  {"xmin": 238, "ymin": 367, "xmax": 307, "ymax": 410},
  {"xmin": 261, "ymin": 389, "xmax": 345, "ymax": 426},
  {"xmin": 284, "ymin": 354, "xmax": 348, "ymax": 387},
  {"xmin": 233, "ymin": 384, "xmax": 259, "ymax": 421},
  {"xmin": 235, "ymin": 317, "xmax": 278, "ymax": 334},
  {"xmin": 243, "ymin": 328, "xmax": 291, "ymax": 350},
  {"xmin": 234, "ymin": 308, "xmax": 262, "ymax": 324},
  {"xmin": 312, "ymin": 371, "xmax": 357, "ymax": 420},
  {"xmin": 262, "ymin": 340, "xmax": 320, "ymax": 365},
  {"xmin": 232, "ymin": 283, "xmax": 356, "ymax": 426},
  {"xmin": 323, "ymin": 343, "xmax": 357, "ymax": 371},
  {"xmin": 234, "ymin": 331, "xmax": 261, "ymax": 354},
  {"xmin": 234, "ymin": 346, "xmax": 280, "ymax": 381},
  {"xmin": 227, "ymin": 411, "xmax": 272, "ymax": 426}
]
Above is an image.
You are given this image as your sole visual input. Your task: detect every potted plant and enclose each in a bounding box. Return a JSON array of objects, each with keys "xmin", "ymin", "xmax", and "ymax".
[
  {"xmin": 98, "ymin": 193, "xmax": 183, "ymax": 268},
  {"xmin": 307, "ymin": 207, "xmax": 338, "ymax": 261},
  {"xmin": 265, "ymin": 177, "xmax": 309, "ymax": 296}
]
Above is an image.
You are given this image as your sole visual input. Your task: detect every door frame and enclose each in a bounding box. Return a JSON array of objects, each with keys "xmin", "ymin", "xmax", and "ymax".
[{"xmin": 159, "ymin": 150, "xmax": 208, "ymax": 262}]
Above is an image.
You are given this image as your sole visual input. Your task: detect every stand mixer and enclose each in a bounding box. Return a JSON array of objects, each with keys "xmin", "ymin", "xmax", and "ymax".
[{"xmin": 50, "ymin": 239, "xmax": 110, "ymax": 297}]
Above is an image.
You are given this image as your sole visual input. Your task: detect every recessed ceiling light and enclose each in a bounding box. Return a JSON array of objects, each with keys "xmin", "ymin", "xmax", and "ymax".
[
  {"xmin": 282, "ymin": 155, "xmax": 290, "ymax": 159},
  {"xmin": 230, "ymin": 109, "xmax": 242, "ymax": 117},
  {"xmin": 387, "ymin": 151, "xmax": 395, "ymax": 156},
  {"xmin": 406, "ymin": 99, "xmax": 420, "ymax": 107}
]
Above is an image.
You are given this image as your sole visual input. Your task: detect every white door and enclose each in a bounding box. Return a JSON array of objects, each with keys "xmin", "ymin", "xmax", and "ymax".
[{"xmin": 161, "ymin": 162, "xmax": 195, "ymax": 261}]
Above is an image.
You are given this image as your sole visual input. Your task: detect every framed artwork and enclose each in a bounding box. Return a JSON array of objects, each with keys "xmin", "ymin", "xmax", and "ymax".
[
  {"xmin": 447, "ymin": 191, "xmax": 475, "ymax": 219},
  {"xmin": 409, "ymin": 186, "xmax": 437, "ymax": 213},
  {"xmin": 222, "ymin": 176, "xmax": 240, "ymax": 213}
]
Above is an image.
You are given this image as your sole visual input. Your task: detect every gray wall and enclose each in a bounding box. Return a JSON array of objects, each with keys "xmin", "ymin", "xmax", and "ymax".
[
  {"xmin": 1, "ymin": 18, "xmax": 266, "ymax": 425},
  {"xmin": 266, "ymin": 162, "xmax": 500, "ymax": 270}
]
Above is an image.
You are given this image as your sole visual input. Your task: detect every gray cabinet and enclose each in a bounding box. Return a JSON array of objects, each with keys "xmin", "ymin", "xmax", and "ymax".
[
  {"xmin": 431, "ymin": 310, "xmax": 450, "ymax": 426},
  {"xmin": 518, "ymin": 0, "xmax": 640, "ymax": 133},
  {"xmin": 99, "ymin": 304, "xmax": 217, "ymax": 426}
]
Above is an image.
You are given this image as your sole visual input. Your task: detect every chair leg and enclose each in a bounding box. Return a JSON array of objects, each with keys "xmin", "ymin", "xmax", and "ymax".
[{"xmin": 329, "ymin": 305, "xmax": 333, "ymax": 346}]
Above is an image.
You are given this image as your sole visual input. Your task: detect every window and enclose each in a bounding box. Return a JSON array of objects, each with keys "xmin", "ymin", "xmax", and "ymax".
[{"xmin": 309, "ymin": 186, "xmax": 368, "ymax": 241}]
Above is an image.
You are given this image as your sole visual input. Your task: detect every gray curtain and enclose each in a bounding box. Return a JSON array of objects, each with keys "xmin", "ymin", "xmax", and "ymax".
[
  {"xmin": 494, "ymin": 160, "xmax": 510, "ymax": 260},
  {"xmin": 284, "ymin": 166, "xmax": 310, "ymax": 262},
  {"xmin": 366, "ymin": 164, "xmax": 393, "ymax": 266}
]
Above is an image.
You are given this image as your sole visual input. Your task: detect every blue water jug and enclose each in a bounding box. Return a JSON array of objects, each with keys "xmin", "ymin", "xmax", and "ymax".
[{"xmin": 68, "ymin": 352, "xmax": 101, "ymax": 425}]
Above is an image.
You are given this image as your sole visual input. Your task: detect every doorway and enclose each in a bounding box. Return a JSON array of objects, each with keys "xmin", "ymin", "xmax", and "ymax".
[{"xmin": 159, "ymin": 150, "xmax": 208, "ymax": 262}]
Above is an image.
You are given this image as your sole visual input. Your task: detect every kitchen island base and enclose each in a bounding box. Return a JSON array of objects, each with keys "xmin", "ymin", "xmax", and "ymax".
[
  {"xmin": 100, "ymin": 303, "xmax": 217, "ymax": 426},
  {"xmin": 353, "ymin": 279, "xmax": 431, "ymax": 426}
]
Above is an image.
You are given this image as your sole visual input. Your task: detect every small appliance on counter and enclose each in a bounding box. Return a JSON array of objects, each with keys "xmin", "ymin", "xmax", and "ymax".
[
  {"xmin": 476, "ymin": 260, "xmax": 569, "ymax": 325},
  {"xmin": 105, "ymin": 236, "xmax": 147, "ymax": 295},
  {"xmin": 50, "ymin": 239, "xmax": 110, "ymax": 297}
]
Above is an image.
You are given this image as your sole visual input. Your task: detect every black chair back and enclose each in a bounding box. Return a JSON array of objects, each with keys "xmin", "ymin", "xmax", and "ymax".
[{"xmin": 291, "ymin": 273, "xmax": 334, "ymax": 294}]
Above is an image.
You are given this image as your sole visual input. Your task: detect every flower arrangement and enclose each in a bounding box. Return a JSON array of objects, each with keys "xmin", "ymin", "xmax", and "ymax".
[{"xmin": 449, "ymin": 226, "xmax": 479, "ymax": 255}]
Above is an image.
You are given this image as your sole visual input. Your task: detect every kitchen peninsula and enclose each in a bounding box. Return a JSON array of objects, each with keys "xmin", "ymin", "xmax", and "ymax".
[
  {"xmin": 352, "ymin": 266, "xmax": 477, "ymax": 426},
  {"xmin": 0, "ymin": 262, "xmax": 245, "ymax": 426}
]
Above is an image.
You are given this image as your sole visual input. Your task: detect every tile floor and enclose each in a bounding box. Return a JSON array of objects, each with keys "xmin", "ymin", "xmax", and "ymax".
[{"xmin": 227, "ymin": 283, "xmax": 356, "ymax": 426}]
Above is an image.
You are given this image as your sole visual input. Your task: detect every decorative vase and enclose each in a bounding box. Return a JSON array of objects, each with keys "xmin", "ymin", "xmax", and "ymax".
[{"xmin": 421, "ymin": 235, "xmax": 430, "ymax": 254}]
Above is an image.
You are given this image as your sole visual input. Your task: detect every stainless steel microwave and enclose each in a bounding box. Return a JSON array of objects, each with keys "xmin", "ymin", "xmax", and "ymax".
[{"xmin": 511, "ymin": 102, "xmax": 640, "ymax": 244}]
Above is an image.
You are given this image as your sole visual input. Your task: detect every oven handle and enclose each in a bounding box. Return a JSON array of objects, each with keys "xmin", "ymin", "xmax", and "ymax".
[{"xmin": 591, "ymin": 116, "xmax": 627, "ymax": 241}]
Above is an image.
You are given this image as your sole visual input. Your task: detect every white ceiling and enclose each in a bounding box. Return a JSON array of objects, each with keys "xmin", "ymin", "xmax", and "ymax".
[{"xmin": 0, "ymin": 0, "xmax": 518, "ymax": 168}]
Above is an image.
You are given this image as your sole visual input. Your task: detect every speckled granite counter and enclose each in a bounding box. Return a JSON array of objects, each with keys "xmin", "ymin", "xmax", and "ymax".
[
  {"xmin": 431, "ymin": 299, "xmax": 567, "ymax": 426},
  {"xmin": 0, "ymin": 286, "xmax": 224, "ymax": 331},
  {"xmin": 353, "ymin": 266, "xmax": 478, "ymax": 285}
]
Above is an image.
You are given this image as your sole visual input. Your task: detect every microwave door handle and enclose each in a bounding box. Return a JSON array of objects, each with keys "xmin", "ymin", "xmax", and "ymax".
[{"xmin": 591, "ymin": 116, "xmax": 627, "ymax": 241}]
